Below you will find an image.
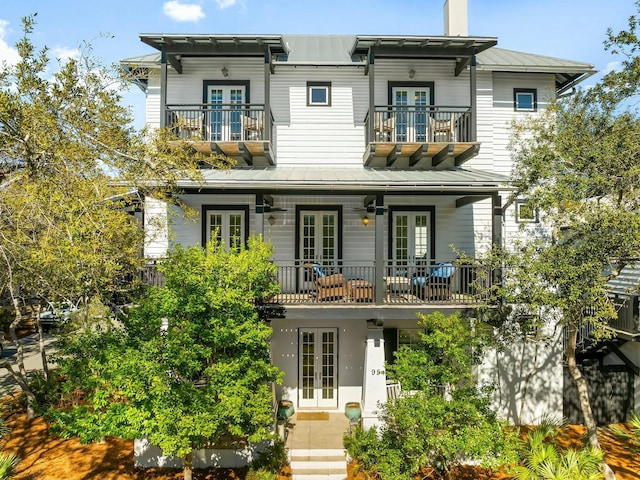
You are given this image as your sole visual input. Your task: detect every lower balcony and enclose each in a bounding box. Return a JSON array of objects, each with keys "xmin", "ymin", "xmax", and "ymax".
[
  {"xmin": 273, "ymin": 260, "xmax": 492, "ymax": 306},
  {"xmin": 142, "ymin": 259, "xmax": 494, "ymax": 307}
]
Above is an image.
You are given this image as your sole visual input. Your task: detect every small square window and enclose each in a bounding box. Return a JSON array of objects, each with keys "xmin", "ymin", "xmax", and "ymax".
[
  {"xmin": 515, "ymin": 200, "xmax": 538, "ymax": 223},
  {"xmin": 307, "ymin": 82, "xmax": 331, "ymax": 106},
  {"xmin": 514, "ymin": 88, "xmax": 537, "ymax": 111}
]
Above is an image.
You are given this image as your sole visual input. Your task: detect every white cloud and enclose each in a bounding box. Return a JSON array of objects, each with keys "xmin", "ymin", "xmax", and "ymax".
[
  {"xmin": 215, "ymin": 0, "xmax": 237, "ymax": 8},
  {"xmin": 51, "ymin": 46, "xmax": 80, "ymax": 63},
  {"xmin": 163, "ymin": 1, "xmax": 205, "ymax": 22},
  {"xmin": 604, "ymin": 61, "xmax": 621, "ymax": 74},
  {"xmin": 0, "ymin": 19, "xmax": 21, "ymax": 66}
]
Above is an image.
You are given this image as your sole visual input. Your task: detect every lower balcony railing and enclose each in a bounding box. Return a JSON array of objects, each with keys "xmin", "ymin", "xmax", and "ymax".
[
  {"xmin": 141, "ymin": 259, "xmax": 495, "ymax": 307},
  {"xmin": 273, "ymin": 260, "xmax": 493, "ymax": 306}
]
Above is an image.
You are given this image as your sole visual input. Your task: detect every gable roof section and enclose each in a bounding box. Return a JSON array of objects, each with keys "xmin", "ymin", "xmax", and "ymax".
[{"xmin": 476, "ymin": 47, "xmax": 596, "ymax": 93}]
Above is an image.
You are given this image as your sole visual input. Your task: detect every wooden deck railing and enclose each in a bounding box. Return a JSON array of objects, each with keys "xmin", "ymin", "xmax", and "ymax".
[
  {"xmin": 165, "ymin": 104, "xmax": 270, "ymax": 142},
  {"xmin": 365, "ymin": 106, "xmax": 472, "ymax": 144},
  {"xmin": 141, "ymin": 259, "xmax": 494, "ymax": 307}
]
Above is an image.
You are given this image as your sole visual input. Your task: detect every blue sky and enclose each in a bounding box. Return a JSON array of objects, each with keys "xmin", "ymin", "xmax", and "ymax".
[{"xmin": 1, "ymin": 0, "xmax": 637, "ymax": 127}]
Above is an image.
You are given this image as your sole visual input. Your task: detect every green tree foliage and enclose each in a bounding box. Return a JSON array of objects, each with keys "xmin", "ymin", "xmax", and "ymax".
[
  {"xmin": 386, "ymin": 311, "xmax": 487, "ymax": 392},
  {"xmin": 346, "ymin": 312, "xmax": 518, "ymax": 480},
  {"xmin": 47, "ymin": 239, "xmax": 282, "ymax": 480},
  {"xmin": 0, "ymin": 16, "xmax": 229, "ymax": 416},
  {"xmin": 0, "ymin": 417, "xmax": 18, "ymax": 480},
  {"xmin": 483, "ymin": 7, "xmax": 640, "ymax": 480}
]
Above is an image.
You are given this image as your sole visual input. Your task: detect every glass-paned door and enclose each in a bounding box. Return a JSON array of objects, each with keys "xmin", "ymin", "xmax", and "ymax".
[
  {"xmin": 300, "ymin": 210, "xmax": 339, "ymax": 290},
  {"xmin": 207, "ymin": 85, "xmax": 246, "ymax": 141},
  {"xmin": 298, "ymin": 328, "xmax": 338, "ymax": 408},
  {"xmin": 392, "ymin": 212, "xmax": 430, "ymax": 275},
  {"xmin": 206, "ymin": 210, "xmax": 245, "ymax": 250},
  {"xmin": 392, "ymin": 87, "xmax": 430, "ymax": 142}
]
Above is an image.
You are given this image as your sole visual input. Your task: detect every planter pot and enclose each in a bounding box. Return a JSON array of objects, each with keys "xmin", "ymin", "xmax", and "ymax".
[
  {"xmin": 277, "ymin": 400, "xmax": 294, "ymax": 420},
  {"xmin": 344, "ymin": 402, "xmax": 362, "ymax": 421}
]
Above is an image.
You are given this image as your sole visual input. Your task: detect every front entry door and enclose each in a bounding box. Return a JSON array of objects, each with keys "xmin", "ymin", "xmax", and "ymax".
[{"xmin": 298, "ymin": 328, "xmax": 338, "ymax": 408}]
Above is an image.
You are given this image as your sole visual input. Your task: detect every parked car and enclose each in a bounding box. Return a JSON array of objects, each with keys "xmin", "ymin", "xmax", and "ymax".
[{"xmin": 39, "ymin": 304, "xmax": 73, "ymax": 332}]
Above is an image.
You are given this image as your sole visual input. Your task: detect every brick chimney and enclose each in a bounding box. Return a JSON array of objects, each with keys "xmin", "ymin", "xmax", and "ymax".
[{"xmin": 444, "ymin": 0, "xmax": 468, "ymax": 36}]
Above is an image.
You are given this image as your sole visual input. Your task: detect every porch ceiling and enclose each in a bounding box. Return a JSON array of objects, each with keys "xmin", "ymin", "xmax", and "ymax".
[{"xmin": 178, "ymin": 166, "xmax": 510, "ymax": 193}]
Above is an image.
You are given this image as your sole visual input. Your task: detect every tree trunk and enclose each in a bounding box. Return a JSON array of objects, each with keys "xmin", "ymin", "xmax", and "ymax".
[
  {"xmin": 182, "ymin": 451, "xmax": 193, "ymax": 480},
  {"xmin": 0, "ymin": 361, "xmax": 37, "ymax": 419},
  {"xmin": 36, "ymin": 305, "xmax": 49, "ymax": 381},
  {"xmin": 566, "ymin": 323, "xmax": 616, "ymax": 480}
]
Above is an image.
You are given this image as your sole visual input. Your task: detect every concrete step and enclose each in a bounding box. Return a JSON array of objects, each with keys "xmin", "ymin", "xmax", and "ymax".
[
  {"xmin": 289, "ymin": 448, "xmax": 345, "ymax": 457},
  {"xmin": 290, "ymin": 458, "xmax": 346, "ymax": 469},
  {"xmin": 292, "ymin": 473, "xmax": 346, "ymax": 480},
  {"xmin": 289, "ymin": 448, "xmax": 347, "ymax": 480},
  {"xmin": 292, "ymin": 474, "xmax": 346, "ymax": 480}
]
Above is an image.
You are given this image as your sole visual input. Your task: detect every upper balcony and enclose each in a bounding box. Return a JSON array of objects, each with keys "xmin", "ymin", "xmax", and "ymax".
[
  {"xmin": 364, "ymin": 106, "xmax": 479, "ymax": 168},
  {"xmin": 166, "ymin": 104, "xmax": 275, "ymax": 166}
]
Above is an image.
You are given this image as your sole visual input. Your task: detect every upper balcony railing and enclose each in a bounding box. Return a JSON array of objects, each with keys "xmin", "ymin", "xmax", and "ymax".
[
  {"xmin": 365, "ymin": 106, "xmax": 472, "ymax": 144},
  {"xmin": 165, "ymin": 104, "xmax": 270, "ymax": 142}
]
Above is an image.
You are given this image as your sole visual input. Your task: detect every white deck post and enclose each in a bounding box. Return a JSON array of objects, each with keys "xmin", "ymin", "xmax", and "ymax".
[{"xmin": 361, "ymin": 322, "xmax": 386, "ymax": 430}]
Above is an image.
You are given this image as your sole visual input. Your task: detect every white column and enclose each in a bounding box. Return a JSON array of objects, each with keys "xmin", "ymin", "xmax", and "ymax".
[{"xmin": 361, "ymin": 323, "xmax": 387, "ymax": 430}]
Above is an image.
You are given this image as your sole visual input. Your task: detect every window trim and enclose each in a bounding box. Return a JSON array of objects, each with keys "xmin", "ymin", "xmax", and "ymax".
[
  {"xmin": 202, "ymin": 80, "xmax": 251, "ymax": 103},
  {"xmin": 387, "ymin": 81, "xmax": 435, "ymax": 105},
  {"xmin": 387, "ymin": 206, "xmax": 436, "ymax": 261},
  {"xmin": 201, "ymin": 204, "xmax": 250, "ymax": 247},
  {"xmin": 513, "ymin": 88, "xmax": 537, "ymax": 112},
  {"xmin": 307, "ymin": 81, "xmax": 331, "ymax": 106},
  {"xmin": 515, "ymin": 200, "xmax": 538, "ymax": 223}
]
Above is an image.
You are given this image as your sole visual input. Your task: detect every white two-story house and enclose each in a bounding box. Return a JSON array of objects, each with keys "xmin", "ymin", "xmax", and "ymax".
[{"xmin": 122, "ymin": 0, "xmax": 600, "ymax": 428}]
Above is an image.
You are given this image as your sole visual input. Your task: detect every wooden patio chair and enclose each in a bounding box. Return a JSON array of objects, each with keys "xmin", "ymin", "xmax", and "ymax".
[
  {"xmin": 411, "ymin": 262, "xmax": 456, "ymax": 301},
  {"xmin": 304, "ymin": 263, "xmax": 350, "ymax": 301}
]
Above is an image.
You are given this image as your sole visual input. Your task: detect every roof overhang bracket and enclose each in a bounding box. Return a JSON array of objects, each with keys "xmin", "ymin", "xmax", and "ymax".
[
  {"xmin": 386, "ymin": 145, "xmax": 402, "ymax": 167},
  {"xmin": 409, "ymin": 144, "xmax": 428, "ymax": 167},
  {"xmin": 456, "ymin": 195, "xmax": 491, "ymax": 208},
  {"xmin": 432, "ymin": 144, "xmax": 454, "ymax": 167},
  {"xmin": 455, "ymin": 56, "xmax": 471, "ymax": 76},
  {"xmin": 455, "ymin": 144, "xmax": 480, "ymax": 166},
  {"xmin": 363, "ymin": 195, "xmax": 376, "ymax": 209},
  {"xmin": 167, "ymin": 53, "xmax": 182, "ymax": 74},
  {"xmin": 239, "ymin": 143, "xmax": 253, "ymax": 166}
]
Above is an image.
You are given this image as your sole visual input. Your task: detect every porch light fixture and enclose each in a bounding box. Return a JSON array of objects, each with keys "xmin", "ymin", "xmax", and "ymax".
[
  {"xmin": 268, "ymin": 214, "xmax": 276, "ymax": 226},
  {"xmin": 362, "ymin": 215, "xmax": 370, "ymax": 226},
  {"xmin": 221, "ymin": 66, "xmax": 229, "ymax": 77},
  {"xmin": 408, "ymin": 68, "xmax": 416, "ymax": 79}
]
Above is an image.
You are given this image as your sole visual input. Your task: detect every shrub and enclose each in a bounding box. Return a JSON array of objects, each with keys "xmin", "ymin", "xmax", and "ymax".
[{"xmin": 511, "ymin": 425, "xmax": 604, "ymax": 480}]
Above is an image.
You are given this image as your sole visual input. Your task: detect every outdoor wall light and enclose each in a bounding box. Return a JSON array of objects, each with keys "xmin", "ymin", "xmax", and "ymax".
[
  {"xmin": 362, "ymin": 215, "xmax": 370, "ymax": 226},
  {"xmin": 408, "ymin": 68, "xmax": 416, "ymax": 79},
  {"xmin": 268, "ymin": 215, "xmax": 276, "ymax": 226},
  {"xmin": 221, "ymin": 66, "xmax": 229, "ymax": 77}
]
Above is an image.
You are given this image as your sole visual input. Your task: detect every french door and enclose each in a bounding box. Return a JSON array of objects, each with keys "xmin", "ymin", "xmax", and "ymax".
[
  {"xmin": 205, "ymin": 210, "xmax": 245, "ymax": 250},
  {"xmin": 392, "ymin": 86, "xmax": 431, "ymax": 142},
  {"xmin": 392, "ymin": 211, "xmax": 431, "ymax": 273},
  {"xmin": 298, "ymin": 328, "xmax": 338, "ymax": 408},
  {"xmin": 299, "ymin": 210, "xmax": 339, "ymax": 290},
  {"xmin": 207, "ymin": 85, "xmax": 246, "ymax": 141}
]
